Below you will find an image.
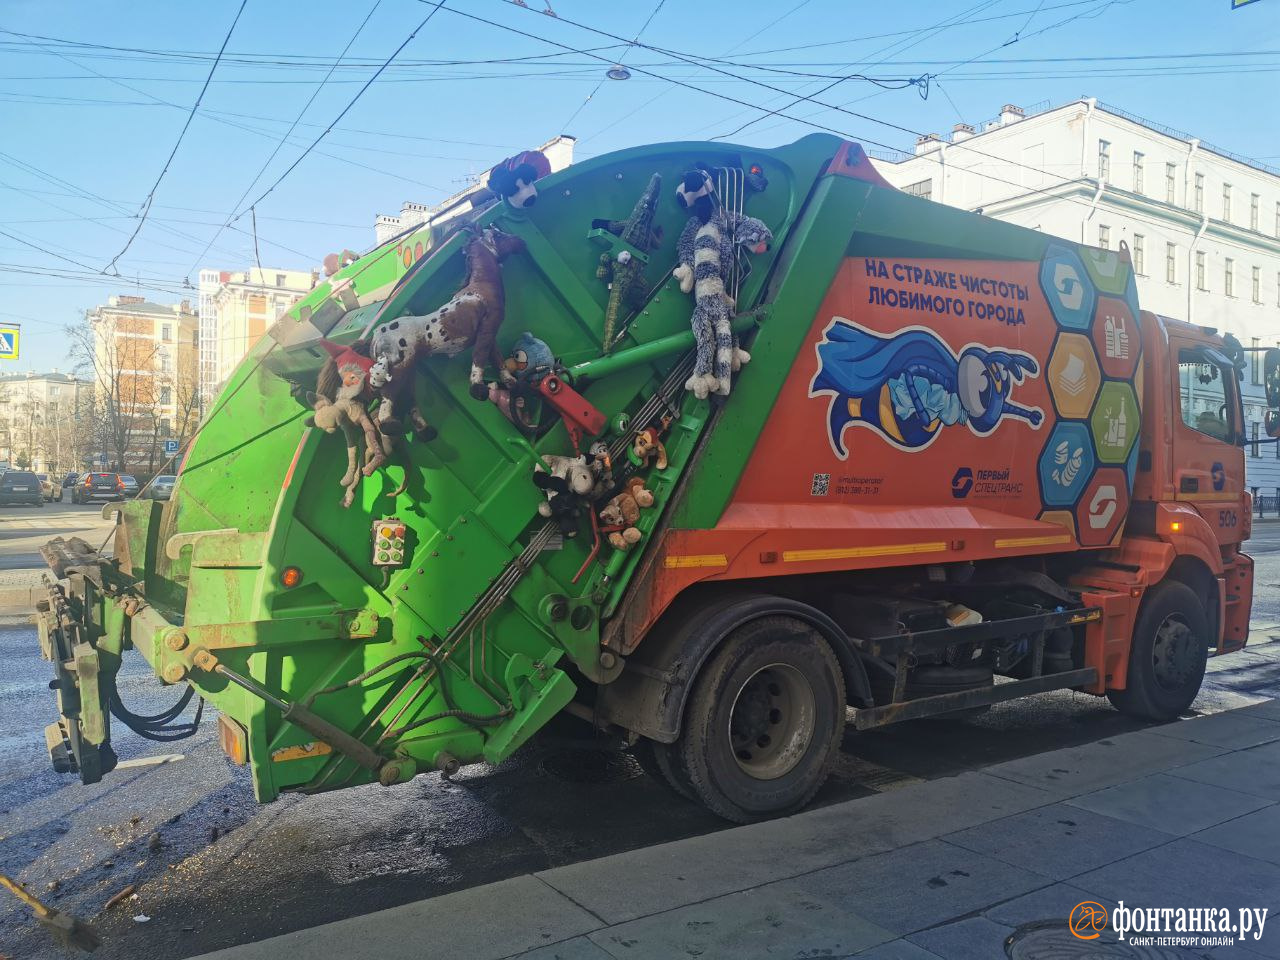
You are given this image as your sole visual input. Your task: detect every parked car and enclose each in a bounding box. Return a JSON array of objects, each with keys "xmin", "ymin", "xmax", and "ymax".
[
  {"xmin": 119, "ymin": 475, "xmax": 140, "ymax": 498},
  {"xmin": 149, "ymin": 475, "xmax": 177, "ymax": 501},
  {"xmin": 55, "ymin": 472, "xmax": 78, "ymax": 502},
  {"xmin": 0, "ymin": 470, "xmax": 45, "ymax": 507},
  {"xmin": 71, "ymin": 472, "xmax": 124, "ymax": 504},
  {"xmin": 35, "ymin": 473, "xmax": 54, "ymax": 501}
]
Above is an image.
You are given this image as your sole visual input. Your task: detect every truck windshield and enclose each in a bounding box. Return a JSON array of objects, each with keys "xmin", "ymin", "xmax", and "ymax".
[{"xmin": 1178, "ymin": 348, "xmax": 1241, "ymax": 444}]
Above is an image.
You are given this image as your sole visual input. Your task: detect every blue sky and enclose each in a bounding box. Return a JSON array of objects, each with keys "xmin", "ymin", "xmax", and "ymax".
[{"xmin": 1, "ymin": 0, "xmax": 1277, "ymax": 372}]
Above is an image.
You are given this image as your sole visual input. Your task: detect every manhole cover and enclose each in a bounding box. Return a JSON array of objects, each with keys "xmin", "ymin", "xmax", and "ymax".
[
  {"xmin": 540, "ymin": 748, "xmax": 643, "ymax": 784},
  {"xmin": 1007, "ymin": 921, "xmax": 1209, "ymax": 959}
]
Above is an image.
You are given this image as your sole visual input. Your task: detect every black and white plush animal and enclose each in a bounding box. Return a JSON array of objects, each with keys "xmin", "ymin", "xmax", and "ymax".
[
  {"xmin": 673, "ymin": 210, "xmax": 773, "ymax": 399},
  {"xmin": 675, "ymin": 164, "xmax": 716, "ymax": 223},
  {"xmin": 486, "ymin": 150, "xmax": 552, "ymax": 209}
]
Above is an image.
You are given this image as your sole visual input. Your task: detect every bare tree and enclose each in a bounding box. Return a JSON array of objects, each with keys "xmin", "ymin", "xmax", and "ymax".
[{"xmin": 68, "ymin": 312, "xmax": 160, "ymax": 473}]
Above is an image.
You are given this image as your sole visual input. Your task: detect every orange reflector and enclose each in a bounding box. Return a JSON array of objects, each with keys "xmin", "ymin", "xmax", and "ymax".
[
  {"xmin": 218, "ymin": 715, "xmax": 248, "ymax": 765},
  {"xmin": 1130, "ymin": 587, "xmax": 1142, "ymax": 598},
  {"xmin": 1170, "ymin": 521, "xmax": 1182, "ymax": 532},
  {"xmin": 280, "ymin": 566, "xmax": 303, "ymax": 588}
]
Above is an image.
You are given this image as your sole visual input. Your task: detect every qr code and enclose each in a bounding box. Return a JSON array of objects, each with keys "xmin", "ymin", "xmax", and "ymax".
[{"xmin": 810, "ymin": 473, "xmax": 830, "ymax": 497}]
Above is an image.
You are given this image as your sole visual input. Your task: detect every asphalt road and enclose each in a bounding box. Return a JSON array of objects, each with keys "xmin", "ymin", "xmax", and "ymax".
[{"xmin": 1, "ymin": 508, "xmax": 1279, "ymax": 959}]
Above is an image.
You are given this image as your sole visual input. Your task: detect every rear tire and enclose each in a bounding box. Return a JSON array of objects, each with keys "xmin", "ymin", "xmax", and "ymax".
[
  {"xmin": 1107, "ymin": 580, "xmax": 1209, "ymax": 722},
  {"xmin": 675, "ymin": 616, "xmax": 845, "ymax": 823},
  {"xmin": 633, "ymin": 738, "xmax": 695, "ymax": 801}
]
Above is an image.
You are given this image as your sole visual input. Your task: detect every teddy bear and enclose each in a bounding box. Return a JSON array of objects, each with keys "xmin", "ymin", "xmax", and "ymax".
[
  {"xmin": 630, "ymin": 426, "xmax": 668, "ymax": 470},
  {"xmin": 599, "ymin": 477, "xmax": 655, "ymax": 551}
]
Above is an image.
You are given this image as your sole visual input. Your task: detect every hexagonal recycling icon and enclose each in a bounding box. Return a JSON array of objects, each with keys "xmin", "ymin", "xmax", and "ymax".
[
  {"xmin": 1040, "ymin": 244, "xmax": 1096, "ymax": 331},
  {"xmin": 1091, "ymin": 381, "xmax": 1140, "ymax": 463},
  {"xmin": 1076, "ymin": 468, "xmax": 1129, "ymax": 547},
  {"xmin": 1048, "ymin": 333, "xmax": 1101, "ymax": 419},
  {"xmin": 1038, "ymin": 421, "xmax": 1096, "ymax": 507},
  {"xmin": 1081, "ymin": 247, "xmax": 1129, "ymax": 296},
  {"xmin": 1091, "ymin": 296, "xmax": 1140, "ymax": 380}
]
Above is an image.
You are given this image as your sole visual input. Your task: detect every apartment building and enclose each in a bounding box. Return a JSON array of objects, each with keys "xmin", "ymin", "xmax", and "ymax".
[
  {"xmin": 0, "ymin": 371, "xmax": 91, "ymax": 475},
  {"xmin": 87, "ymin": 295, "xmax": 199, "ymax": 473}
]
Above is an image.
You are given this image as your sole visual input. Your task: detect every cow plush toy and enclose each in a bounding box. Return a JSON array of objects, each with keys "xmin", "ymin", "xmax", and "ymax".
[{"xmin": 487, "ymin": 149, "xmax": 552, "ymax": 209}]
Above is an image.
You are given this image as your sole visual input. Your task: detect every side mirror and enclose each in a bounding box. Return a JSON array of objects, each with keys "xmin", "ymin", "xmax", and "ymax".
[{"xmin": 1266, "ymin": 348, "xmax": 1280, "ymax": 438}]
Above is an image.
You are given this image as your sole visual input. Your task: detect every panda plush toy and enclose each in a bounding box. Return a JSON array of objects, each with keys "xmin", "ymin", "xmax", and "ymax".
[
  {"xmin": 675, "ymin": 163, "xmax": 716, "ymax": 223},
  {"xmin": 486, "ymin": 149, "xmax": 552, "ymax": 209}
]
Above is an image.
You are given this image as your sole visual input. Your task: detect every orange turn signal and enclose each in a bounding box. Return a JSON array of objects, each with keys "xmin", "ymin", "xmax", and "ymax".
[
  {"xmin": 1170, "ymin": 521, "xmax": 1182, "ymax": 533},
  {"xmin": 280, "ymin": 566, "xmax": 303, "ymax": 588}
]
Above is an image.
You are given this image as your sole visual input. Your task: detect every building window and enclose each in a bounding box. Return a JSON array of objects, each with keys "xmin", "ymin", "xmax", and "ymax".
[
  {"xmin": 1253, "ymin": 338, "xmax": 1263, "ymax": 385},
  {"xmin": 161, "ymin": 323, "xmax": 172, "ymax": 342},
  {"xmin": 1253, "ymin": 265, "xmax": 1262, "ymax": 303},
  {"xmin": 1251, "ymin": 193, "xmax": 1260, "ymax": 231},
  {"xmin": 1132, "ymin": 152, "xmax": 1144, "ymax": 193},
  {"xmin": 275, "ymin": 273, "xmax": 287, "ymax": 288},
  {"xmin": 1196, "ymin": 251, "xmax": 1207, "ymax": 290},
  {"xmin": 1252, "ymin": 421, "xmax": 1260, "ymax": 458},
  {"xmin": 1097, "ymin": 140, "xmax": 1110, "ymax": 181},
  {"xmin": 1225, "ymin": 257, "xmax": 1234, "ymax": 297},
  {"xmin": 1098, "ymin": 224, "xmax": 1110, "ymax": 250},
  {"xmin": 1133, "ymin": 234, "xmax": 1145, "ymax": 275},
  {"xmin": 160, "ymin": 419, "xmax": 171, "ymax": 438},
  {"xmin": 902, "ymin": 178, "xmax": 932, "ymax": 199},
  {"xmin": 1165, "ymin": 162, "xmax": 1176, "ymax": 204},
  {"xmin": 160, "ymin": 386, "xmax": 172, "ymax": 405},
  {"xmin": 1194, "ymin": 173, "xmax": 1204, "ymax": 213},
  {"xmin": 1222, "ymin": 183, "xmax": 1232, "ymax": 221},
  {"xmin": 1166, "ymin": 242, "xmax": 1177, "ymax": 283}
]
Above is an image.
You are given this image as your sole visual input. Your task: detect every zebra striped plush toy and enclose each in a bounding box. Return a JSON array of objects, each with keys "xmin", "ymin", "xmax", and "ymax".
[{"xmin": 673, "ymin": 210, "xmax": 773, "ymax": 399}]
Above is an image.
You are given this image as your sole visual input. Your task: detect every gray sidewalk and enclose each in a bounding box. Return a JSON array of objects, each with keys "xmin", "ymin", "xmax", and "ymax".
[{"xmin": 195, "ymin": 700, "xmax": 1280, "ymax": 960}]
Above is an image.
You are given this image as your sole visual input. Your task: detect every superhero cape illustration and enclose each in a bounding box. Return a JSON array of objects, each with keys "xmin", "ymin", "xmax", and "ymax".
[{"xmin": 809, "ymin": 318, "xmax": 1044, "ymax": 458}]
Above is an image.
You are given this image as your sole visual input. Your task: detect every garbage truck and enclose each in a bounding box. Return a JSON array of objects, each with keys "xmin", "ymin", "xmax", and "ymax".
[{"xmin": 36, "ymin": 134, "xmax": 1279, "ymax": 823}]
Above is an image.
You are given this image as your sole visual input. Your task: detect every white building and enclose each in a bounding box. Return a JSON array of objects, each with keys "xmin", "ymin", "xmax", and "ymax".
[
  {"xmin": 373, "ymin": 135, "xmax": 576, "ymax": 245},
  {"xmin": 873, "ymin": 98, "xmax": 1280, "ymax": 501},
  {"xmin": 203, "ymin": 267, "xmax": 316, "ymax": 389},
  {"xmin": 0, "ymin": 371, "xmax": 91, "ymax": 475}
]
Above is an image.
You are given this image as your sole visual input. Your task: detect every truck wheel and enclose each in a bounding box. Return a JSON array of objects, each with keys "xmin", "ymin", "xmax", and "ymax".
[
  {"xmin": 1107, "ymin": 580, "xmax": 1209, "ymax": 722},
  {"xmin": 677, "ymin": 616, "xmax": 845, "ymax": 823},
  {"xmin": 633, "ymin": 738, "xmax": 695, "ymax": 801}
]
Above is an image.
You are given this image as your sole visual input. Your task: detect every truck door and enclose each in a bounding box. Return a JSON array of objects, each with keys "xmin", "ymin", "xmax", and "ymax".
[{"xmin": 1171, "ymin": 340, "xmax": 1245, "ymax": 535}]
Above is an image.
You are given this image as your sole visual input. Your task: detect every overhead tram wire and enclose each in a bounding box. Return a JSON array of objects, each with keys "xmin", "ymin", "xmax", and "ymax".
[
  {"xmin": 103, "ymin": 0, "xmax": 249, "ymax": 273},
  {"xmin": 231, "ymin": 0, "xmax": 446, "ymax": 220},
  {"xmin": 480, "ymin": 0, "xmax": 1164, "ymax": 207},
  {"xmin": 435, "ymin": 2, "xmax": 1220, "ymax": 248},
  {"xmin": 562, "ymin": 0, "xmax": 665, "ymax": 131},
  {"xmin": 699, "ymin": 0, "xmax": 1002, "ymax": 141},
  {"xmin": 184, "ymin": 0, "xmax": 384, "ymax": 279}
]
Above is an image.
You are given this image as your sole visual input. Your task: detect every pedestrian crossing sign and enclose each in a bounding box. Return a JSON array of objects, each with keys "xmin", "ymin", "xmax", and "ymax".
[
  {"xmin": 0, "ymin": 326, "xmax": 19, "ymax": 360},
  {"xmin": 1233, "ymin": 0, "xmax": 1263, "ymax": 7}
]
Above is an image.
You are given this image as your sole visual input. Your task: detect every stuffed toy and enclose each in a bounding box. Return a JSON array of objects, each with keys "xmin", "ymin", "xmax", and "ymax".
[
  {"xmin": 673, "ymin": 210, "xmax": 773, "ymax": 399},
  {"xmin": 306, "ymin": 340, "xmax": 391, "ymax": 508},
  {"xmin": 367, "ymin": 349, "xmax": 436, "ymax": 442},
  {"xmin": 675, "ymin": 164, "xmax": 716, "ymax": 224},
  {"xmin": 592, "ymin": 173, "xmax": 663, "ymax": 353},
  {"xmin": 368, "ymin": 225, "xmax": 526, "ymax": 403},
  {"xmin": 486, "ymin": 149, "xmax": 552, "ymax": 209},
  {"xmin": 323, "ymin": 249, "xmax": 359, "ymax": 277},
  {"xmin": 532, "ymin": 453, "xmax": 597, "ymax": 537},
  {"xmin": 486, "ymin": 331, "xmax": 557, "ymax": 433},
  {"xmin": 631, "ymin": 426, "xmax": 668, "ymax": 470},
  {"xmin": 599, "ymin": 477, "xmax": 654, "ymax": 551}
]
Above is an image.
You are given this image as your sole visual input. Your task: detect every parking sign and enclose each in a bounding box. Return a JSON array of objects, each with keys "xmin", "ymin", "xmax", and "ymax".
[{"xmin": 163, "ymin": 439, "xmax": 180, "ymax": 456}]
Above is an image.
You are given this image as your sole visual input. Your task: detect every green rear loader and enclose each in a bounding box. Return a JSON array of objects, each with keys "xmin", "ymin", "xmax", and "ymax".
[{"xmin": 37, "ymin": 135, "xmax": 839, "ymax": 807}]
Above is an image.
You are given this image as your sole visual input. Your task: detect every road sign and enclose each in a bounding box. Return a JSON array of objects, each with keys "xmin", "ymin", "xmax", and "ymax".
[
  {"xmin": 0, "ymin": 326, "xmax": 19, "ymax": 361},
  {"xmin": 163, "ymin": 439, "xmax": 180, "ymax": 456},
  {"xmin": 96, "ymin": 454, "xmax": 108, "ymax": 466}
]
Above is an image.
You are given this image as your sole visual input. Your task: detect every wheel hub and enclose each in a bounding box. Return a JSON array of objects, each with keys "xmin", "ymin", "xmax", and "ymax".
[
  {"xmin": 728, "ymin": 663, "xmax": 816, "ymax": 781},
  {"xmin": 1151, "ymin": 615, "xmax": 1195, "ymax": 692}
]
